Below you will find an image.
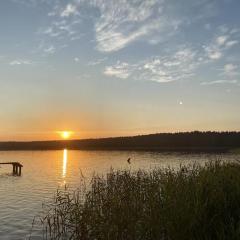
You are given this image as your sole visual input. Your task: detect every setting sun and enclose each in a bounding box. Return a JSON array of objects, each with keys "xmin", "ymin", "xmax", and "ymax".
[{"xmin": 60, "ymin": 131, "xmax": 72, "ymax": 139}]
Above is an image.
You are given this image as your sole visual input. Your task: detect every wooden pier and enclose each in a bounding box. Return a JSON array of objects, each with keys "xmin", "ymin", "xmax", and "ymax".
[{"xmin": 0, "ymin": 162, "xmax": 23, "ymax": 176}]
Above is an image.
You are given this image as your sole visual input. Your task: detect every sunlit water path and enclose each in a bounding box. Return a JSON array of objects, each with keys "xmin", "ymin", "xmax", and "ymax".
[{"xmin": 0, "ymin": 150, "xmax": 239, "ymax": 239}]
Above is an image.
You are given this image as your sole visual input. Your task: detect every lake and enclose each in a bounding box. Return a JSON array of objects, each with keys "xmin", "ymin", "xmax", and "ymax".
[{"xmin": 0, "ymin": 150, "xmax": 239, "ymax": 239}]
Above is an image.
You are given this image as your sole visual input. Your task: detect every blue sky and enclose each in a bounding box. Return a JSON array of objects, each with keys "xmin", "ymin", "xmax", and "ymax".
[{"xmin": 0, "ymin": 0, "xmax": 240, "ymax": 140}]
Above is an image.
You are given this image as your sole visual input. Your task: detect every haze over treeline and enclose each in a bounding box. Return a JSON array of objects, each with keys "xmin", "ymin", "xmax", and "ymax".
[{"xmin": 0, "ymin": 131, "xmax": 240, "ymax": 151}]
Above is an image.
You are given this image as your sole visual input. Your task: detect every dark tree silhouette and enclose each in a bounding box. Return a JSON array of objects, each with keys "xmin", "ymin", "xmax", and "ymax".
[{"xmin": 0, "ymin": 131, "xmax": 240, "ymax": 152}]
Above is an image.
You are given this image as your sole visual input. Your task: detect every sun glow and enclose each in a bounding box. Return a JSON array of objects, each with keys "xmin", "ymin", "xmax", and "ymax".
[{"xmin": 59, "ymin": 131, "xmax": 72, "ymax": 139}]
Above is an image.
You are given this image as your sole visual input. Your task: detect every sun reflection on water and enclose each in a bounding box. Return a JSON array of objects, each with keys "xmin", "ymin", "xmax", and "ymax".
[{"xmin": 62, "ymin": 149, "xmax": 68, "ymax": 178}]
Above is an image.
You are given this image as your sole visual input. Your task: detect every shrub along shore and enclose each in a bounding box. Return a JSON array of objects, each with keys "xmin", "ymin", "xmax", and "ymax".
[{"xmin": 34, "ymin": 161, "xmax": 240, "ymax": 240}]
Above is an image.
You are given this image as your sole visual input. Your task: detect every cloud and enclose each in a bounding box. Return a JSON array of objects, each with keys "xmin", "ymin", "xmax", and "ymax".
[
  {"xmin": 60, "ymin": 4, "xmax": 78, "ymax": 17},
  {"xmin": 223, "ymin": 63, "xmax": 238, "ymax": 76},
  {"xmin": 104, "ymin": 62, "xmax": 131, "ymax": 79},
  {"xmin": 41, "ymin": 0, "xmax": 181, "ymax": 53},
  {"xmin": 204, "ymin": 38, "xmax": 224, "ymax": 60},
  {"xmin": 102, "ymin": 35, "xmax": 240, "ymax": 84},
  {"xmin": 40, "ymin": 19, "xmax": 76, "ymax": 39},
  {"xmin": 201, "ymin": 80, "xmax": 238, "ymax": 85},
  {"xmin": 139, "ymin": 48, "xmax": 199, "ymax": 83},
  {"xmin": 103, "ymin": 48, "xmax": 200, "ymax": 83},
  {"xmin": 87, "ymin": 58, "xmax": 107, "ymax": 66},
  {"xmin": 11, "ymin": 0, "xmax": 51, "ymax": 7},
  {"xmin": 225, "ymin": 40, "xmax": 238, "ymax": 48},
  {"xmin": 9, "ymin": 59, "xmax": 33, "ymax": 66},
  {"xmin": 92, "ymin": 0, "xmax": 183, "ymax": 52},
  {"xmin": 36, "ymin": 0, "xmax": 234, "ymax": 56},
  {"xmin": 91, "ymin": 0, "xmax": 220, "ymax": 52},
  {"xmin": 44, "ymin": 46, "xmax": 56, "ymax": 55},
  {"xmin": 9, "ymin": 0, "xmax": 240, "ymax": 89},
  {"xmin": 95, "ymin": 18, "xmax": 163, "ymax": 52},
  {"xmin": 205, "ymin": 48, "xmax": 222, "ymax": 60},
  {"xmin": 204, "ymin": 28, "xmax": 239, "ymax": 61},
  {"xmin": 42, "ymin": 27, "xmax": 61, "ymax": 37},
  {"xmin": 216, "ymin": 35, "xmax": 228, "ymax": 46}
]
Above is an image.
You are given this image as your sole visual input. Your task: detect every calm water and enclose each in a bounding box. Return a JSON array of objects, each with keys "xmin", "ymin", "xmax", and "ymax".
[{"xmin": 0, "ymin": 150, "xmax": 239, "ymax": 239}]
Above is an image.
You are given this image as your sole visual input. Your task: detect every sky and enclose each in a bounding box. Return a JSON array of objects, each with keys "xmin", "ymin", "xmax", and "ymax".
[{"xmin": 0, "ymin": 0, "xmax": 240, "ymax": 141}]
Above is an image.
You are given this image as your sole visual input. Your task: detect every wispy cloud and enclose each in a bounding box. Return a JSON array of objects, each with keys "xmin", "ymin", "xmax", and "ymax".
[
  {"xmin": 43, "ymin": 46, "xmax": 56, "ymax": 55},
  {"xmin": 201, "ymin": 79, "xmax": 238, "ymax": 85},
  {"xmin": 60, "ymin": 4, "xmax": 78, "ymax": 18},
  {"xmin": 40, "ymin": 19, "xmax": 76, "ymax": 39},
  {"xmin": 9, "ymin": 59, "xmax": 33, "ymax": 66},
  {"xmin": 223, "ymin": 63, "xmax": 238, "ymax": 76},
  {"xmin": 91, "ymin": 0, "xmax": 219, "ymax": 52},
  {"xmin": 92, "ymin": 0, "xmax": 178, "ymax": 52},
  {"xmin": 103, "ymin": 33, "xmax": 240, "ymax": 84},
  {"xmin": 11, "ymin": 0, "xmax": 240, "ymax": 88},
  {"xmin": 225, "ymin": 40, "xmax": 239, "ymax": 48},
  {"xmin": 36, "ymin": 0, "xmax": 235, "ymax": 56},
  {"xmin": 204, "ymin": 27, "xmax": 239, "ymax": 61},
  {"xmin": 139, "ymin": 49, "xmax": 198, "ymax": 82},
  {"xmin": 40, "ymin": 0, "xmax": 183, "ymax": 53},
  {"xmin": 11, "ymin": 0, "xmax": 52, "ymax": 7},
  {"xmin": 204, "ymin": 47, "xmax": 222, "ymax": 60},
  {"xmin": 216, "ymin": 35, "xmax": 229, "ymax": 46},
  {"xmin": 104, "ymin": 62, "xmax": 131, "ymax": 79},
  {"xmin": 103, "ymin": 48, "xmax": 201, "ymax": 83},
  {"xmin": 87, "ymin": 58, "xmax": 107, "ymax": 66}
]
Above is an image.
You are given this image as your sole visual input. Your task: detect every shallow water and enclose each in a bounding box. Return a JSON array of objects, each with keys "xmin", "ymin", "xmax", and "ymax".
[{"xmin": 0, "ymin": 150, "xmax": 239, "ymax": 239}]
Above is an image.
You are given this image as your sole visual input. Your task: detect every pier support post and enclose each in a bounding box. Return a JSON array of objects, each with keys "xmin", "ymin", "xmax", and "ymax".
[{"xmin": 12, "ymin": 164, "xmax": 22, "ymax": 176}]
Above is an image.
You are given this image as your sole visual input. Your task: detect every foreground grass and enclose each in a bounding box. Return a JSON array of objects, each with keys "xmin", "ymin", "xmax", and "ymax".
[{"xmin": 36, "ymin": 161, "xmax": 240, "ymax": 240}]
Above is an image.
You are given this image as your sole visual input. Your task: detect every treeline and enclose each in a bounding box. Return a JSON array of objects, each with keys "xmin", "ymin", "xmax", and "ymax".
[{"xmin": 0, "ymin": 131, "xmax": 240, "ymax": 151}]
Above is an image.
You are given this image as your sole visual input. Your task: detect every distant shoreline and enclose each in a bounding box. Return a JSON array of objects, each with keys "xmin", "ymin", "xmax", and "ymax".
[
  {"xmin": 0, "ymin": 131, "xmax": 240, "ymax": 152},
  {"xmin": 0, "ymin": 147, "xmax": 235, "ymax": 153}
]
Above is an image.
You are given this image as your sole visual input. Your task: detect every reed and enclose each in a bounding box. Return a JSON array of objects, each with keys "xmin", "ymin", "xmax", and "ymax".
[{"xmin": 35, "ymin": 161, "xmax": 240, "ymax": 240}]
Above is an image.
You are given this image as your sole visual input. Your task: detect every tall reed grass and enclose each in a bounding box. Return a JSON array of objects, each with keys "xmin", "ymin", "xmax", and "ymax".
[{"xmin": 34, "ymin": 161, "xmax": 240, "ymax": 240}]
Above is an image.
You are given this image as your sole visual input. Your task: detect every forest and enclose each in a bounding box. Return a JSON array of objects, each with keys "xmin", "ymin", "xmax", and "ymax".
[{"xmin": 0, "ymin": 131, "xmax": 240, "ymax": 151}]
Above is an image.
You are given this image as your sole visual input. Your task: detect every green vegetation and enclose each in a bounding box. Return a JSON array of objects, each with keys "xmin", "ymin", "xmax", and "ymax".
[{"xmin": 36, "ymin": 161, "xmax": 240, "ymax": 240}]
